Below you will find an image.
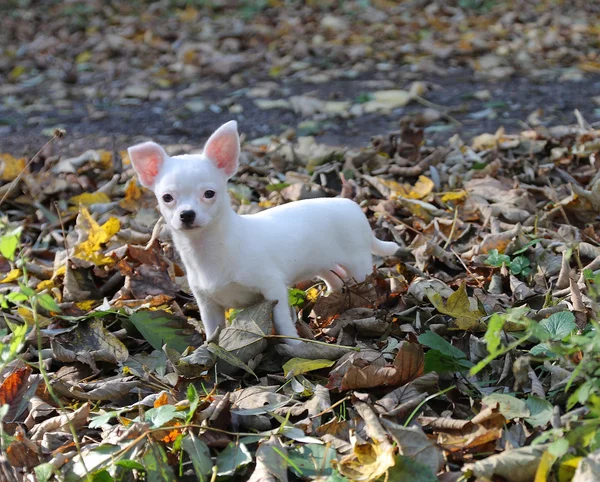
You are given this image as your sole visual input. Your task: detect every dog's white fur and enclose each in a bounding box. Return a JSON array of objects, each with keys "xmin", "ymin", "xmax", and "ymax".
[{"xmin": 128, "ymin": 121, "xmax": 399, "ymax": 345}]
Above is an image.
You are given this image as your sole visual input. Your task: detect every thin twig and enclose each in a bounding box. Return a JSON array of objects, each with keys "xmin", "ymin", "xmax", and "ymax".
[
  {"xmin": 310, "ymin": 396, "xmax": 351, "ymax": 419},
  {"xmin": 411, "ymin": 95, "xmax": 462, "ymax": 126},
  {"xmin": 443, "ymin": 207, "xmax": 459, "ymax": 250}
]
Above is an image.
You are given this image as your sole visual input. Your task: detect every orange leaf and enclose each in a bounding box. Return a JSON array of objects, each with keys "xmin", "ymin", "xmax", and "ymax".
[
  {"xmin": 0, "ymin": 366, "xmax": 32, "ymax": 406},
  {"xmin": 154, "ymin": 391, "xmax": 170, "ymax": 408}
]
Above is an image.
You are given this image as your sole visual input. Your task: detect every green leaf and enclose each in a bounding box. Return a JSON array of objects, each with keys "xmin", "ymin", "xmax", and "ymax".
[
  {"xmin": 540, "ymin": 311, "xmax": 577, "ymax": 341},
  {"xmin": 114, "ymin": 460, "xmax": 145, "ymax": 470},
  {"xmin": 34, "ymin": 463, "xmax": 55, "ymax": 482},
  {"xmin": 283, "ymin": 358, "xmax": 335, "ymax": 377},
  {"xmin": 424, "ymin": 350, "xmax": 473, "ymax": 374},
  {"xmin": 143, "ymin": 441, "xmax": 175, "ymax": 482},
  {"xmin": 208, "ymin": 342, "xmax": 258, "ymax": 380},
  {"xmin": 37, "ymin": 293, "xmax": 61, "ymax": 312},
  {"xmin": 0, "ymin": 229, "xmax": 21, "ymax": 261},
  {"xmin": 568, "ymin": 380, "xmax": 595, "ymax": 410},
  {"xmin": 288, "ymin": 288, "xmax": 306, "ymax": 307},
  {"xmin": 525, "ymin": 396, "xmax": 553, "ymax": 428},
  {"xmin": 7, "ymin": 291, "xmax": 27, "ymax": 304},
  {"xmin": 89, "ymin": 411, "xmax": 122, "ymax": 429},
  {"xmin": 529, "ymin": 343, "xmax": 551, "ymax": 357},
  {"xmin": 509, "ymin": 256, "xmax": 531, "ymax": 275},
  {"xmin": 144, "ymin": 405, "xmax": 185, "ymax": 428},
  {"xmin": 483, "ymin": 393, "xmax": 530, "ymax": 420},
  {"xmin": 288, "ymin": 444, "xmax": 336, "ymax": 478},
  {"xmin": 266, "ymin": 182, "xmax": 290, "ymax": 192},
  {"xmin": 418, "ymin": 331, "xmax": 466, "ymax": 360},
  {"xmin": 91, "ymin": 469, "xmax": 113, "ymax": 482},
  {"xmin": 128, "ymin": 311, "xmax": 197, "ymax": 354},
  {"xmin": 215, "ymin": 442, "xmax": 252, "ymax": 477},
  {"xmin": 485, "ymin": 249, "xmax": 510, "ymax": 267},
  {"xmin": 182, "ymin": 433, "xmax": 213, "ymax": 482},
  {"xmin": 325, "ymin": 472, "xmax": 349, "ymax": 482},
  {"xmin": 549, "ymin": 438, "xmax": 569, "ymax": 458},
  {"xmin": 386, "ymin": 455, "xmax": 438, "ymax": 482},
  {"xmin": 187, "ymin": 383, "xmax": 200, "ymax": 423},
  {"xmin": 19, "ymin": 284, "xmax": 35, "ymax": 297},
  {"xmin": 484, "ymin": 314, "xmax": 505, "ymax": 356},
  {"xmin": 512, "ymin": 238, "xmax": 541, "ymax": 255}
]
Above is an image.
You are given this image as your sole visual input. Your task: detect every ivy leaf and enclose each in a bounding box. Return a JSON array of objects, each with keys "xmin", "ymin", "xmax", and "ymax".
[
  {"xmin": 485, "ymin": 249, "xmax": 510, "ymax": 267},
  {"xmin": 288, "ymin": 288, "xmax": 306, "ymax": 307},
  {"xmin": 509, "ymin": 256, "xmax": 531, "ymax": 275},
  {"xmin": 143, "ymin": 405, "xmax": 185, "ymax": 428},
  {"xmin": 540, "ymin": 311, "xmax": 577, "ymax": 341}
]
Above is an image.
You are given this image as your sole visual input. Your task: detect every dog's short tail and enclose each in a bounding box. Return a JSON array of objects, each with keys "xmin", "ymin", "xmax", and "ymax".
[{"xmin": 371, "ymin": 235, "xmax": 400, "ymax": 257}]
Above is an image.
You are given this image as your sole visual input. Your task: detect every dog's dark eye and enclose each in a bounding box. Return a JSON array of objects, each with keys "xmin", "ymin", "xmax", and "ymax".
[
  {"xmin": 204, "ymin": 190, "xmax": 215, "ymax": 199},
  {"xmin": 162, "ymin": 194, "xmax": 174, "ymax": 203}
]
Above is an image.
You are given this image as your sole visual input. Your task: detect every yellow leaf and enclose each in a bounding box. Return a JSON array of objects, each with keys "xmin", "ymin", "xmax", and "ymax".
[
  {"xmin": 182, "ymin": 50, "xmax": 196, "ymax": 65},
  {"xmin": 9, "ymin": 65, "xmax": 26, "ymax": 80},
  {"xmin": 69, "ymin": 192, "xmax": 111, "ymax": 206},
  {"xmin": 119, "ymin": 179, "xmax": 143, "ymax": 210},
  {"xmin": 579, "ymin": 61, "xmax": 600, "ymax": 73},
  {"xmin": 75, "ymin": 300, "xmax": 96, "ymax": 311},
  {"xmin": 54, "ymin": 265, "xmax": 66, "ymax": 278},
  {"xmin": 535, "ymin": 450, "xmax": 557, "ymax": 482},
  {"xmin": 472, "ymin": 132, "xmax": 497, "ymax": 151},
  {"xmin": 258, "ymin": 200, "xmax": 274, "ymax": 209},
  {"xmin": 380, "ymin": 178, "xmax": 410, "ymax": 199},
  {"xmin": 333, "ymin": 441, "xmax": 395, "ymax": 481},
  {"xmin": 121, "ymin": 151, "xmax": 131, "ymax": 166},
  {"xmin": 442, "ymin": 190, "xmax": 467, "ymax": 203},
  {"xmin": 0, "ymin": 269, "xmax": 21, "ymax": 283},
  {"xmin": 557, "ymin": 455, "xmax": 581, "ymax": 482},
  {"xmin": 269, "ymin": 65, "xmax": 283, "ymax": 77},
  {"xmin": 98, "ymin": 150, "xmax": 112, "ymax": 170},
  {"xmin": 306, "ymin": 287, "xmax": 321, "ymax": 303},
  {"xmin": 17, "ymin": 306, "xmax": 50, "ymax": 327},
  {"xmin": 442, "ymin": 190, "xmax": 468, "ymax": 203},
  {"xmin": 428, "ymin": 283, "xmax": 486, "ymax": 331},
  {"xmin": 75, "ymin": 51, "xmax": 92, "ymax": 63},
  {"xmin": 154, "ymin": 78, "xmax": 171, "ymax": 88},
  {"xmin": 408, "ymin": 175, "xmax": 434, "ymax": 199},
  {"xmin": 73, "ymin": 208, "xmax": 120, "ymax": 266},
  {"xmin": 0, "ymin": 154, "xmax": 27, "ymax": 181},
  {"xmin": 36, "ymin": 279, "xmax": 54, "ymax": 291},
  {"xmin": 178, "ymin": 5, "xmax": 198, "ymax": 22}
]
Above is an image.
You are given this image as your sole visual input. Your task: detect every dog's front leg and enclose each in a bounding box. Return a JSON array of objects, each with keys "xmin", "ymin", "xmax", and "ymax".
[
  {"xmin": 197, "ymin": 296, "xmax": 225, "ymax": 342},
  {"xmin": 262, "ymin": 284, "xmax": 301, "ymax": 345}
]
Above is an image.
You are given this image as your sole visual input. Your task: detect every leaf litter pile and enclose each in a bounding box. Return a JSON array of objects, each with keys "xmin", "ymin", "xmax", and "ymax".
[
  {"xmin": 1, "ymin": 114, "xmax": 600, "ymax": 482},
  {"xmin": 2, "ymin": 1, "xmax": 600, "ymax": 482}
]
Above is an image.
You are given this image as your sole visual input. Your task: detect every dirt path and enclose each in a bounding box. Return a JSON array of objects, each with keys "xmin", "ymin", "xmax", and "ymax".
[{"xmin": 2, "ymin": 69, "xmax": 598, "ymax": 157}]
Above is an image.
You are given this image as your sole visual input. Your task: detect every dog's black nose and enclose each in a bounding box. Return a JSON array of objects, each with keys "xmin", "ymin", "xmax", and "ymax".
[{"xmin": 180, "ymin": 210, "xmax": 196, "ymax": 224}]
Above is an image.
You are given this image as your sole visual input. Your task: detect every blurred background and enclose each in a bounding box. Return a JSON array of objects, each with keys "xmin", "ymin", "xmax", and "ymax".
[{"xmin": 1, "ymin": 0, "xmax": 600, "ymax": 156}]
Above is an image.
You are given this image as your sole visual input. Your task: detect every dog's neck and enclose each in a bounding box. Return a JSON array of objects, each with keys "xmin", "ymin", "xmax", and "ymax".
[{"xmin": 169, "ymin": 198, "xmax": 239, "ymax": 282}]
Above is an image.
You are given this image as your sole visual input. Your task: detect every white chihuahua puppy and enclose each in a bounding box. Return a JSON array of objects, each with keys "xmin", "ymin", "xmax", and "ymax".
[{"xmin": 128, "ymin": 121, "xmax": 399, "ymax": 345}]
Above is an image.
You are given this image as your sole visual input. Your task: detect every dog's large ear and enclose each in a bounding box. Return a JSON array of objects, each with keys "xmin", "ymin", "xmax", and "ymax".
[
  {"xmin": 128, "ymin": 142, "xmax": 168, "ymax": 188},
  {"xmin": 203, "ymin": 121, "xmax": 240, "ymax": 178}
]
